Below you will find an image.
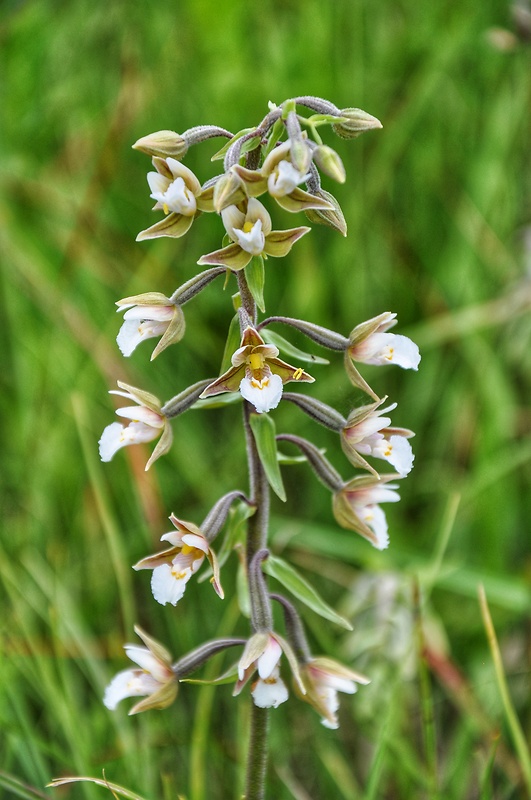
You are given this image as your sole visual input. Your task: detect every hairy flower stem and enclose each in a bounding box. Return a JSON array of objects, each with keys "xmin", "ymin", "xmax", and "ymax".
[
  {"xmin": 239, "ymin": 269, "xmax": 272, "ymax": 800},
  {"xmin": 245, "ymin": 703, "xmax": 270, "ymax": 800}
]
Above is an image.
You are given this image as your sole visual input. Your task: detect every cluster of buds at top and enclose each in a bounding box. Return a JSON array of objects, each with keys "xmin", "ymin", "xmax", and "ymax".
[{"xmin": 99, "ymin": 97, "xmax": 417, "ymax": 730}]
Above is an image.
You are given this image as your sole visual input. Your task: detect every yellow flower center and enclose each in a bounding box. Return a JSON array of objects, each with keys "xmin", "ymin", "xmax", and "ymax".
[
  {"xmin": 243, "ymin": 220, "xmax": 255, "ymax": 233},
  {"xmin": 249, "ymin": 352, "xmax": 265, "ymax": 371}
]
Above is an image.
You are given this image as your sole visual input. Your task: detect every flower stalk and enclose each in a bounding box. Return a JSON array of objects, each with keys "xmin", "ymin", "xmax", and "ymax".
[{"xmin": 95, "ymin": 96, "xmax": 419, "ymax": 800}]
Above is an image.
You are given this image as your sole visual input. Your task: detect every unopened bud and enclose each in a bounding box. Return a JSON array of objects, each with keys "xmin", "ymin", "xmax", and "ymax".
[
  {"xmin": 313, "ymin": 145, "xmax": 346, "ymax": 183},
  {"xmin": 132, "ymin": 130, "xmax": 188, "ymax": 159},
  {"xmin": 213, "ymin": 169, "xmax": 246, "ymax": 212},
  {"xmin": 332, "ymin": 108, "xmax": 383, "ymax": 139},
  {"xmin": 304, "ymin": 188, "xmax": 347, "ymax": 236}
]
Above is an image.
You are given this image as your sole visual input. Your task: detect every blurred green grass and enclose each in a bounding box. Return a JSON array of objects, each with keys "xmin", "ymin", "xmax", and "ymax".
[{"xmin": 1, "ymin": 0, "xmax": 530, "ymax": 798}]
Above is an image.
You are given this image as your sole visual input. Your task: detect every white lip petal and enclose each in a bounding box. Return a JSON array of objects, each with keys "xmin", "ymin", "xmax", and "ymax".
[
  {"xmin": 251, "ymin": 668, "xmax": 289, "ymax": 709},
  {"xmin": 103, "ymin": 668, "xmax": 159, "ymax": 710},
  {"xmin": 373, "ymin": 435, "xmax": 414, "ymax": 475},
  {"xmin": 239, "ymin": 373, "xmax": 283, "ymax": 413},
  {"xmin": 117, "ymin": 320, "xmax": 169, "ymax": 357},
  {"xmin": 151, "ymin": 563, "xmax": 192, "ymax": 606},
  {"xmin": 233, "ymin": 219, "xmax": 265, "ymax": 255},
  {"xmin": 361, "ymin": 505, "xmax": 389, "ymax": 550}
]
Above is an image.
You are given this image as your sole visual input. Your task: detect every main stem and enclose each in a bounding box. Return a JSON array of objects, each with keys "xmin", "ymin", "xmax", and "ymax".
[{"xmin": 239, "ymin": 272, "xmax": 271, "ymax": 800}]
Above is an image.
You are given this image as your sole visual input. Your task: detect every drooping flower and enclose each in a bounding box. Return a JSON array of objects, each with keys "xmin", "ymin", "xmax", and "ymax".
[
  {"xmin": 234, "ymin": 631, "xmax": 304, "ymax": 709},
  {"xmin": 137, "ymin": 157, "xmax": 213, "ymax": 241},
  {"xmin": 197, "ymin": 198, "xmax": 310, "ymax": 271},
  {"xmin": 200, "ymin": 326, "xmax": 314, "ymax": 413},
  {"xmin": 103, "ymin": 626, "xmax": 177, "ymax": 715},
  {"xmin": 116, "ymin": 292, "xmax": 185, "ymax": 359},
  {"xmin": 345, "ymin": 312, "xmax": 421, "ymax": 400},
  {"xmin": 133, "ymin": 514, "xmax": 223, "ymax": 606},
  {"xmin": 333, "ymin": 474, "xmax": 401, "ymax": 550},
  {"xmin": 341, "ymin": 398, "xmax": 414, "ymax": 476},
  {"xmin": 298, "ymin": 656, "xmax": 370, "ymax": 729},
  {"xmin": 98, "ymin": 382, "xmax": 172, "ymax": 470}
]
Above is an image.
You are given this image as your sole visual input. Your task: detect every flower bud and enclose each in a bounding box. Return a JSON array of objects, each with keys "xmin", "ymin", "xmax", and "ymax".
[
  {"xmin": 313, "ymin": 145, "xmax": 346, "ymax": 183},
  {"xmin": 132, "ymin": 130, "xmax": 188, "ymax": 159},
  {"xmin": 304, "ymin": 188, "xmax": 348, "ymax": 236},
  {"xmin": 332, "ymin": 108, "xmax": 383, "ymax": 139}
]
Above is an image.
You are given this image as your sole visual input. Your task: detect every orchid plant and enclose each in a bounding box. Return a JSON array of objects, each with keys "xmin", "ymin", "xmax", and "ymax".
[{"xmin": 93, "ymin": 97, "xmax": 419, "ymax": 799}]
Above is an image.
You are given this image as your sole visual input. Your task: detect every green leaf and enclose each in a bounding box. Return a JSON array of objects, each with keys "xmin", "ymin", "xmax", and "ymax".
[
  {"xmin": 245, "ymin": 256, "xmax": 265, "ymax": 313},
  {"xmin": 219, "ymin": 313, "xmax": 242, "ymax": 374},
  {"xmin": 210, "ymin": 127, "xmax": 253, "ymax": 161},
  {"xmin": 239, "ymin": 135, "xmax": 261, "ymax": 155},
  {"xmin": 193, "ymin": 393, "xmax": 242, "ymax": 410},
  {"xmin": 47, "ymin": 776, "xmax": 150, "ymax": 800},
  {"xmin": 263, "ymin": 554, "xmax": 353, "ymax": 630},
  {"xmin": 181, "ymin": 663, "xmax": 239, "ymax": 686},
  {"xmin": 249, "ymin": 413, "xmax": 286, "ymax": 502},
  {"xmin": 261, "ymin": 329, "xmax": 330, "ymax": 365},
  {"xmin": 0, "ymin": 772, "xmax": 49, "ymax": 800}
]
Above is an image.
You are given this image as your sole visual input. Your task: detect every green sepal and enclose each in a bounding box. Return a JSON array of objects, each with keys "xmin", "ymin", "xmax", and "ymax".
[
  {"xmin": 303, "ymin": 113, "xmax": 346, "ymax": 127},
  {"xmin": 249, "ymin": 413, "xmax": 286, "ymax": 502},
  {"xmin": 180, "ymin": 663, "xmax": 239, "ymax": 686},
  {"xmin": 245, "ymin": 256, "xmax": 266, "ymax": 313},
  {"xmin": 263, "ymin": 554, "xmax": 353, "ymax": 631},
  {"xmin": 261, "ymin": 329, "xmax": 330, "ymax": 365},
  {"xmin": 239, "ymin": 135, "xmax": 262, "ymax": 156}
]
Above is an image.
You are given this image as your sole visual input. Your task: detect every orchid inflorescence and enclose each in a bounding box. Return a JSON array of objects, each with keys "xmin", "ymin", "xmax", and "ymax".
[{"xmin": 98, "ymin": 96, "xmax": 420, "ymax": 791}]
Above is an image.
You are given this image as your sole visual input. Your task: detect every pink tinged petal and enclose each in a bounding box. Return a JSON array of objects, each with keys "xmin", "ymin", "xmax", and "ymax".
[
  {"xmin": 257, "ymin": 638, "xmax": 282, "ymax": 679},
  {"xmin": 115, "ymin": 406, "xmax": 165, "ymax": 428},
  {"xmin": 360, "ymin": 505, "xmax": 389, "ymax": 550},
  {"xmin": 124, "ymin": 645, "xmax": 167, "ymax": 679},
  {"xmin": 233, "ymin": 219, "xmax": 265, "ymax": 256},
  {"xmin": 122, "ymin": 305, "xmax": 175, "ymax": 322},
  {"xmin": 251, "ymin": 668, "xmax": 289, "ymax": 709},
  {"xmin": 372, "ymin": 435, "xmax": 414, "ymax": 476},
  {"xmin": 239, "ymin": 373, "xmax": 283, "ymax": 413},
  {"xmin": 151, "ymin": 563, "xmax": 192, "ymax": 606},
  {"xmin": 180, "ymin": 532, "xmax": 210, "ymax": 554},
  {"xmin": 103, "ymin": 669, "xmax": 159, "ymax": 710},
  {"xmin": 160, "ymin": 530, "xmax": 185, "ymax": 547},
  {"xmin": 319, "ymin": 688, "xmax": 340, "ymax": 729},
  {"xmin": 352, "ymin": 332, "xmax": 421, "ymax": 370}
]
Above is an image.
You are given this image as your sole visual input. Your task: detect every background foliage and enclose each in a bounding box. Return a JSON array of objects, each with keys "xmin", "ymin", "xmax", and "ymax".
[{"xmin": 1, "ymin": 0, "xmax": 530, "ymax": 798}]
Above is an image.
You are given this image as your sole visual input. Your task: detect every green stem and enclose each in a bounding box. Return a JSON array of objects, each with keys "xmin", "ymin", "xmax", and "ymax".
[
  {"xmin": 245, "ymin": 703, "xmax": 270, "ymax": 800},
  {"xmin": 238, "ymin": 270, "xmax": 272, "ymax": 800}
]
